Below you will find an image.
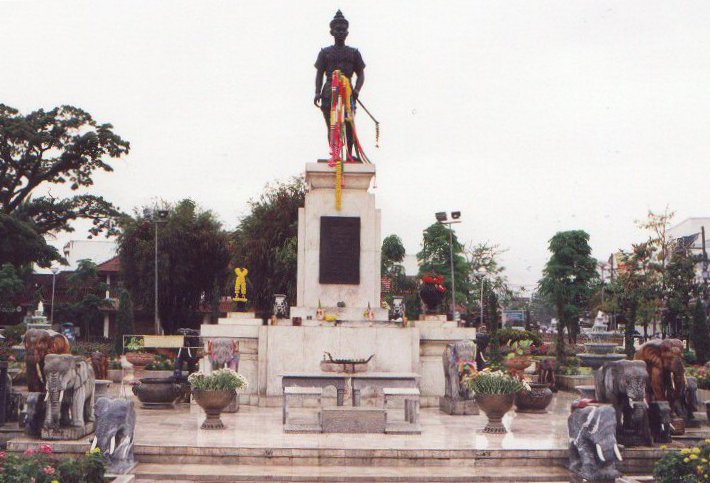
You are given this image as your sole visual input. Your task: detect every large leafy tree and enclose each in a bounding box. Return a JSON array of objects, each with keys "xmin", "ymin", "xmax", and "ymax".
[
  {"xmin": 538, "ymin": 230, "xmax": 598, "ymax": 360},
  {"xmin": 118, "ymin": 200, "xmax": 231, "ymax": 334},
  {"xmin": 0, "ymin": 104, "xmax": 129, "ymax": 237},
  {"xmin": 665, "ymin": 246, "xmax": 701, "ymax": 338},
  {"xmin": 0, "ymin": 104, "xmax": 128, "ymax": 314},
  {"xmin": 417, "ymin": 223, "xmax": 472, "ymax": 313},
  {"xmin": 231, "ymin": 177, "xmax": 306, "ymax": 313}
]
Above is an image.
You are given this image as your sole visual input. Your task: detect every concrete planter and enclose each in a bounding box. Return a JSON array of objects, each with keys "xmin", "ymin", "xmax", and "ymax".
[
  {"xmin": 107, "ymin": 369, "xmax": 124, "ymax": 383},
  {"xmin": 193, "ymin": 389, "xmax": 236, "ymax": 429},
  {"xmin": 476, "ymin": 393, "xmax": 515, "ymax": 434}
]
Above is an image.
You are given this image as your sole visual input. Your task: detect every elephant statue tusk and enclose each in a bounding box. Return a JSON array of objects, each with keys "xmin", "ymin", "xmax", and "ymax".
[
  {"xmin": 59, "ymin": 390, "xmax": 64, "ymax": 404},
  {"xmin": 110, "ymin": 435, "xmax": 116, "ymax": 455},
  {"xmin": 614, "ymin": 444, "xmax": 623, "ymax": 461},
  {"xmin": 90, "ymin": 436, "xmax": 98, "ymax": 451},
  {"xmin": 670, "ymin": 423, "xmax": 676, "ymax": 432},
  {"xmin": 37, "ymin": 363, "xmax": 44, "ymax": 383},
  {"xmin": 661, "ymin": 423, "xmax": 665, "ymax": 432},
  {"xmin": 44, "ymin": 391, "xmax": 49, "ymax": 402},
  {"xmin": 596, "ymin": 444, "xmax": 606, "ymax": 462}
]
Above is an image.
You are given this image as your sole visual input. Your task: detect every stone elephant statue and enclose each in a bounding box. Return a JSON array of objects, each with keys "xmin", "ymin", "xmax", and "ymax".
[
  {"xmin": 442, "ymin": 340, "xmax": 476, "ymax": 400},
  {"xmin": 174, "ymin": 328, "xmax": 200, "ymax": 381},
  {"xmin": 24, "ymin": 329, "xmax": 71, "ymax": 392},
  {"xmin": 635, "ymin": 338, "xmax": 684, "ymax": 403},
  {"xmin": 91, "ymin": 398, "xmax": 136, "ymax": 474},
  {"xmin": 91, "ymin": 351, "xmax": 109, "ymax": 381},
  {"xmin": 595, "ymin": 359, "xmax": 649, "ymax": 439},
  {"xmin": 43, "ymin": 354, "xmax": 95, "ymax": 430},
  {"xmin": 207, "ymin": 338, "xmax": 239, "ymax": 371},
  {"xmin": 568, "ymin": 405, "xmax": 622, "ymax": 481},
  {"xmin": 649, "ymin": 401, "xmax": 672, "ymax": 444}
]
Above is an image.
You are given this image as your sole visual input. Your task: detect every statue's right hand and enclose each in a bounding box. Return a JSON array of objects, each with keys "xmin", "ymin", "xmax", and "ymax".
[{"xmin": 313, "ymin": 94, "xmax": 321, "ymax": 107}]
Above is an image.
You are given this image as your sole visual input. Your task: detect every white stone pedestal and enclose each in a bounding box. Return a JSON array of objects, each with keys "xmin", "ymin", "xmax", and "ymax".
[{"xmin": 291, "ymin": 162, "xmax": 383, "ymax": 320}]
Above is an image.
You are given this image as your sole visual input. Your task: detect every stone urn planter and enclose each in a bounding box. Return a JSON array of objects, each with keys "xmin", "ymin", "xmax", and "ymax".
[
  {"xmin": 125, "ymin": 352, "xmax": 155, "ymax": 368},
  {"xmin": 476, "ymin": 393, "xmax": 515, "ymax": 434},
  {"xmin": 514, "ymin": 382, "xmax": 554, "ymax": 413},
  {"xmin": 107, "ymin": 369, "xmax": 124, "ymax": 383},
  {"xmin": 131, "ymin": 377, "xmax": 182, "ymax": 409},
  {"xmin": 503, "ymin": 356, "xmax": 532, "ymax": 373},
  {"xmin": 193, "ymin": 389, "xmax": 236, "ymax": 429}
]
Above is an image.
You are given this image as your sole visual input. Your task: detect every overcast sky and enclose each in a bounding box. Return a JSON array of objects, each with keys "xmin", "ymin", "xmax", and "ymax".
[{"xmin": 3, "ymin": 1, "xmax": 709, "ymax": 289}]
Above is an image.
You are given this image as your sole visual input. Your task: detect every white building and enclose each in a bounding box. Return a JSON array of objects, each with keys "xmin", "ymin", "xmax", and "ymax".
[{"xmin": 668, "ymin": 217, "xmax": 709, "ymax": 282}]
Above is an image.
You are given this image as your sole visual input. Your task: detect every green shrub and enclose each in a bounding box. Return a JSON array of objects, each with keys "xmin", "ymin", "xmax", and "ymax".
[
  {"xmin": 2, "ymin": 323, "xmax": 26, "ymax": 346},
  {"xmin": 491, "ymin": 328, "xmax": 542, "ymax": 347},
  {"xmin": 467, "ymin": 370, "xmax": 526, "ymax": 395},
  {"xmin": 188, "ymin": 368, "xmax": 248, "ymax": 391}
]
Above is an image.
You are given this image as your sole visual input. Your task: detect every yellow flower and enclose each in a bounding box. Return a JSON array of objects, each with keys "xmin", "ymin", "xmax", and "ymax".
[
  {"xmin": 89, "ymin": 447, "xmax": 102, "ymax": 455},
  {"xmin": 694, "ymin": 448, "xmax": 702, "ymax": 454},
  {"xmin": 705, "ymin": 439, "xmax": 710, "ymax": 444},
  {"xmin": 682, "ymin": 449, "xmax": 691, "ymax": 455},
  {"xmin": 691, "ymin": 454, "xmax": 699, "ymax": 460},
  {"xmin": 660, "ymin": 445, "xmax": 668, "ymax": 449},
  {"xmin": 52, "ymin": 481, "xmax": 59, "ymax": 483},
  {"xmin": 685, "ymin": 457, "xmax": 691, "ymax": 463}
]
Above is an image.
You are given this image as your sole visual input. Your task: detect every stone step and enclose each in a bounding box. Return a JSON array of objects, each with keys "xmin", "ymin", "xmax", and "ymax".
[{"xmin": 133, "ymin": 463, "xmax": 573, "ymax": 482}]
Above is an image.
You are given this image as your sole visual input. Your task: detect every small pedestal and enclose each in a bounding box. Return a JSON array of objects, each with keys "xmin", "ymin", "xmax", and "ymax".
[
  {"xmin": 439, "ymin": 396, "xmax": 479, "ymax": 415},
  {"xmin": 41, "ymin": 422, "xmax": 95, "ymax": 440}
]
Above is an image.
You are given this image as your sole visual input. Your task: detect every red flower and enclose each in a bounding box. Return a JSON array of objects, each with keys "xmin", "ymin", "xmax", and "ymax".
[
  {"xmin": 39, "ymin": 444, "xmax": 53, "ymax": 455},
  {"xmin": 23, "ymin": 448, "xmax": 35, "ymax": 456},
  {"xmin": 42, "ymin": 465, "xmax": 56, "ymax": 475},
  {"xmin": 422, "ymin": 275, "xmax": 435, "ymax": 284},
  {"xmin": 0, "ymin": 451, "xmax": 6, "ymax": 459}
]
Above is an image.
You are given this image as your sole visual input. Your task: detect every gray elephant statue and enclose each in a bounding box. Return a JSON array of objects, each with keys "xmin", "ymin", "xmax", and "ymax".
[
  {"xmin": 443, "ymin": 340, "xmax": 476, "ymax": 400},
  {"xmin": 649, "ymin": 401, "xmax": 672, "ymax": 444},
  {"xmin": 43, "ymin": 354, "xmax": 95, "ymax": 437},
  {"xmin": 22, "ymin": 392, "xmax": 45, "ymax": 437},
  {"xmin": 91, "ymin": 398, "xmax": 136, "ymax": 474},
  {"xmin": 676, "ymin": 375, "xmax": 699, "ymax": 425},
  {"xmin": 207, "ymin": 338, "xmax": 240, "ymax": 371},
  {"xmin": 568, "ymin": 405, "xmax": 623, "ymax": 481},
  {"xmin": 595, "ymin": 359, "xmax": 650, "ymax": 444}
]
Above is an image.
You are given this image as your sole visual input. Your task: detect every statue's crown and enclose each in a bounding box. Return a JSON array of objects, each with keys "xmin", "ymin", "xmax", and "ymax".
[{"xmin": 330, "ymin": 9, "xmax": 349, "ymax": 28}]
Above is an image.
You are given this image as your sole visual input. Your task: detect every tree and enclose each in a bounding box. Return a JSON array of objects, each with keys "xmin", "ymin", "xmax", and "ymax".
[
  {"xmin": 231, "ymin": 177, "xmax": 306, "ymax": 312},
  {"xmin": 665, "ymin": 247, "xmax": 701, "ymax": 338},
  {"xmin": 381, "ymin": 234, "xmax": 406, "ymax": 274},
  {"xmin": 538, "ymin": 230, "xmax": 598, "ymax": 361},
  {"xmin": 610, "ymin": 243, "xmax": 659, "ymax": 356},
  {"xmin": 0, "ymin": 104, "xmax": 129, "ymax": 237},
  {"xmin": 466, "ymin": 242, "xmax": 510, "ymax": 329},
  {"xmin": 54, "ymin": 259, "xmax": 109, "ymax": 340},
  {"xmin": 417, "ymin": 223, "xmax": 472, "ymax": 313},
  {"xmin": 380, "ymin": 234, "xmax": 417, "ymax": 317},
  {"xmin": 115, "ymin": 289, "xmax": 135, "ymax": 355},
  {"xmin": 690, "ymin": 300, "xmax": 710, "ymax": 363},
  {"xmin": 0, "ymin": 263, "xmax": 24, "ymax": 309},
  {"xmin": 118, "ymin": 199, "xmax": 231, "ymax": 334}
]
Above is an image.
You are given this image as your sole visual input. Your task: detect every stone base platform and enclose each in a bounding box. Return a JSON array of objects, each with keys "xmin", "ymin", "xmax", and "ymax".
[
  {"xmin": 7, "ymin": 388, "xmax": 685, "ymax": 481},
  {"xmin": 41, "ymin": 421, "xmax": 95, "ymax": 440},
  {"xmin": 322, "ymin": 407, "xmax": 386, "ymax": 433},
  {"xmin": 439, "ymin": 396, "xmax": 479, "ymax": 415}
]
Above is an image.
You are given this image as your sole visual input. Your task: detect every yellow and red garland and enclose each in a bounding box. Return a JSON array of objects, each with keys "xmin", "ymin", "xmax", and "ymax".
[{"xmin": 328, "ymin": 70, "xmax": 371, "ymax": 210}]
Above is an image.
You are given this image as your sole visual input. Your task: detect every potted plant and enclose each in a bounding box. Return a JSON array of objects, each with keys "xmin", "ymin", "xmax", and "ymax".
[
  {"xmin": 189, "ymin": 368, "xmax": 248, "ymax": 430},
  {"xmin": 503, "ymin": 339, "xmax": 534, "ymax": 377},
  {"xmin": 143, "ymin": 355, "xmax": 175, "ymax": 379},
  {"xmin": 419, "ymin": 274, "xmax": 446, "ymax": 314},
  {"xmin": 107, "ymin": 359, "xmax": 123, "ymax": 383},
  {"xmin": 468, "ymin": 370, "xmax": 527, "ymax": 433},
  {"xmin": 514, "ymin": 375, "xmax": 554, "ymax": 413},
  {"xmin": 124, "ymin": 337, "xmax": 154, "ymax": 367}
]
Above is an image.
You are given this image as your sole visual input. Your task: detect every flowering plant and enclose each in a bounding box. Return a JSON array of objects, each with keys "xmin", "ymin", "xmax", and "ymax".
[
  {"xmin": 421, "ymin": 274, "xmax": 446, "ymax": 292},
  {"xmin": 0, "ymin": 444, "xmax": 106, "ymax": 482},
  {"xmin": 504, "ymin": 340, "xmax": 534, "ymax": 360},
  {"xmin": 466, "ymin": 369, "xmax": 530, "ymax": 395},
  {"xmin": 654, "ymin": 440, "xmax": 710, "ymax": 482},
  {"xmin": 188, "ymin": 368, "xmax": 248, "ymax": 391}
]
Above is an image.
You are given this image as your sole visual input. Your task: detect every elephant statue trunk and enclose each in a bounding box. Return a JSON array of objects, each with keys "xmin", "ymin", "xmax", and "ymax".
[{"xmin": 44, "ymin": 371, "xmax": 64, "ymax": 429}]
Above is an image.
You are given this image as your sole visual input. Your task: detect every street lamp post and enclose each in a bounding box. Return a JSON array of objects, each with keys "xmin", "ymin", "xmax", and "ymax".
[
  {"xmin": 435, "ymin": 211, "xmax": 461, "ymax": 321},
  {"xmin": 477, "ymin": 269, "xmax": 486, "ymax": 327},
  {"xmin": 150, "ymin": 209, "xmax": 169, "ymax": 335},
  {"xmin": 50, "ymin": 267, "xmax": 59, "ymax": 324}
]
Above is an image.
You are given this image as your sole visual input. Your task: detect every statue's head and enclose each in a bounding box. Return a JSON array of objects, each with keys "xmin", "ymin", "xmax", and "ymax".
[{"xmin": 330, "ymin": 10, "xmax": 349, "ymax": 43}]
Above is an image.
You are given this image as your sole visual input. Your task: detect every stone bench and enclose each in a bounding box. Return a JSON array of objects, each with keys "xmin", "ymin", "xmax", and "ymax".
[
  {"xmin": 383, "ymin": 387, "xmax": 420, "ymax": 425},
  {"xmin": 283, "ymin": 387, "xmax": 322, "ymax": 429},
  {"xmin": 321, "ymin": 407, "xmax": 386, "ymax": 433}
]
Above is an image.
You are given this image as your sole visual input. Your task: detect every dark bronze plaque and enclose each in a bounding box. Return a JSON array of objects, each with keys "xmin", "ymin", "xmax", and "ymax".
[{"xmin": 319, "ymin": 216, "xmax": 360, "ymax": 284}]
